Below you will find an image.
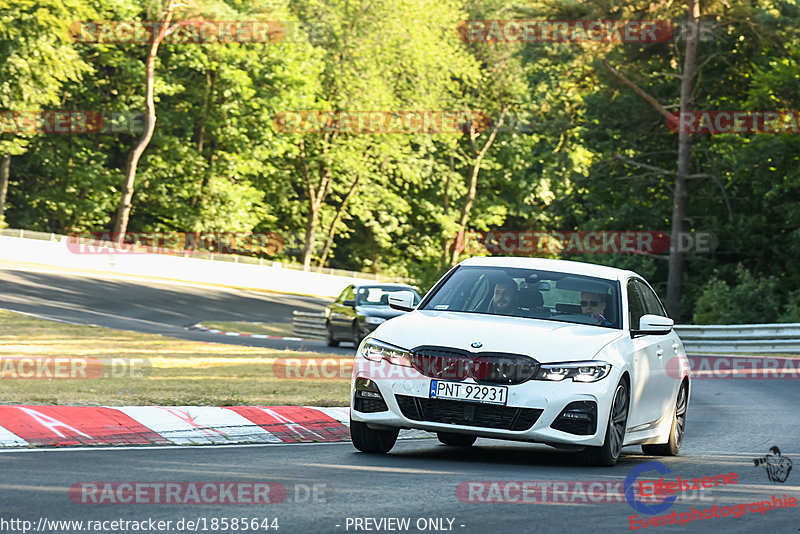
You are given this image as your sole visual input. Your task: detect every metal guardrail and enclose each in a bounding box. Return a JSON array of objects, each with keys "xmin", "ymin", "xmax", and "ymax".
[
  {"xmin": 0, "ymin": 228, "xmax": 62, "ymax": 242},
  {"xmin": 290, "ymin": 310, "xmax": 800, "ymax": 354},
  {"xmin": 673, "ymin": 324, "xmax": 800, "ymax": 354},
  {"xmin": 293, "ymin": 311, "xmax": 327, "ymax": 340}
]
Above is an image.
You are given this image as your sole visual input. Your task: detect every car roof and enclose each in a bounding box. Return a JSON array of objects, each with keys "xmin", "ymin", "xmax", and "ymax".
[
  {"xmin": 353, "ymin": 282, "xmax": 417, "ymax": 289},
  {"xmin": 458, "ymin": 256, "xmax": 630, "ymax": 281}
]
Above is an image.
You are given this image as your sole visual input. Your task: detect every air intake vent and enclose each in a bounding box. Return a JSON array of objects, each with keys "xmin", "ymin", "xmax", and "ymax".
[{"xmin": 396, "ymin": 395, "xmax": 542, "ymax": 431}]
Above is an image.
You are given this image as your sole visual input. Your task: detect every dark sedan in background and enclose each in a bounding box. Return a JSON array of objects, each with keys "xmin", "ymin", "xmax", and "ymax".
[{"xmin": 326, "ymin": 283, "xmax": 422, "ymax": 346}]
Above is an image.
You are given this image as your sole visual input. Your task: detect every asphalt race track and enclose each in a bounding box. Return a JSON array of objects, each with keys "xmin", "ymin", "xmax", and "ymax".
[
  {"xmin": 1, "ymin": 265, "xmax": 799, "ymax": 533},
  {"xmin": 1, "ymin": 377, "xmax": 798, "ymax": 533},
  {"xmin": 0, "ymin": 265, "xmax": 352, "ymax": 354}
]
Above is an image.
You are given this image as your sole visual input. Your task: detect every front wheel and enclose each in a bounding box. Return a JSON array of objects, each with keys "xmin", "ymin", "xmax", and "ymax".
[
  {"xmin": 350, "ymin": 420, "xmax": 399, "ymax": 453},
  {"xmin": 325, "ymin": 322, "xmax": 339, "ymax": 347},
  {"xmin": 437, "ymin": 432, "xmax": 477, "ymax": 447},
  {"xmin": 642, "ymin": 382, "xmax": 687, "ymax": 456},
  {"xmin": 578, "ymin": 379, "xmax": 629, "ymax": 466}
]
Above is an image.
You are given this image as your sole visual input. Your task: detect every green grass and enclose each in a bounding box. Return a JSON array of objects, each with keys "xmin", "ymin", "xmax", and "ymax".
[
  {"xmin": 200, "ymin": 321, "xmax": 295, "ymax": 337},
  {"xmin": 0, "ymin": 311, "xmax": 350, "ymax": 406}
]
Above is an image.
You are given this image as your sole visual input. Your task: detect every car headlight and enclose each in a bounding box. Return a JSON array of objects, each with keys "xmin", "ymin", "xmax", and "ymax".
[
  {"xmin": 535, "ymin": 361, "xmax": 611, "ymax": 383},
  {"xmin": 365, "ymin": 317, "xmax": 387, "ymax": 325},
  {"xmin": 360, "ymin": 338, "xmax": 412, "ymax": 367}
]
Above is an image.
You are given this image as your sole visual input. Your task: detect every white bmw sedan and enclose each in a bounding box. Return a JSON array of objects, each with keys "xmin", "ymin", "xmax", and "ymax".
[{"xmin": 349, "ymin": 257, "xmax": 690, "ymax": 466}]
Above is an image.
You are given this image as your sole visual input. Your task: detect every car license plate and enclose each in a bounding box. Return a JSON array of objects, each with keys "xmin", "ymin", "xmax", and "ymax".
[{"xmin": 429, "ymin": 380, "xmax": 508, "ymax": 405}]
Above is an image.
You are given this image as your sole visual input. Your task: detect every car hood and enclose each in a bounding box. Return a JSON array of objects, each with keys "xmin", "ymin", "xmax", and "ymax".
[{"xmin": 369, "ymin": 310, "xmax": 625, "ymax": 363}]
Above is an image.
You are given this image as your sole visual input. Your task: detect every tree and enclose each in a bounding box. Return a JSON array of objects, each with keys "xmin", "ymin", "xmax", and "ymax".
[
  {"xmin": 602, "ymin": 0, "xmax": 701, "ymax": 319},
  {"xmin": 288, "ymin": 0, "xmax": 476, "ymax": 271},
  {"xmin": 113, "ymin": 2, "xmax": 182, "ymax": 238},
  {"xmin": 0, "ymin": 0, "xmax": 94, "ymax": 226}
]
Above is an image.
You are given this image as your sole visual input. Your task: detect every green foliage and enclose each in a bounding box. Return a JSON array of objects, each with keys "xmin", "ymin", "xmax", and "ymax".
[
  {"xmin": 778, "ymin": 290, "xmax": 800, "ymax": 323},
  {"xmin": 693, "ymin": 266, "xmax": 782, "ymax": 324},
  {"xmin": 692, "ymin": 278, "xmax": 733, "ymax": 325},
  {"xmin": 0, "ymin": 0, "xmax": 96, "ymax": 159}
]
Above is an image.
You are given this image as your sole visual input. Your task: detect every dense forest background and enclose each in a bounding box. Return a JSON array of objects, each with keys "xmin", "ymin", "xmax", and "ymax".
[{"xmin": 2, "ymin": 0, "xmax": 800, "ymax": 323}]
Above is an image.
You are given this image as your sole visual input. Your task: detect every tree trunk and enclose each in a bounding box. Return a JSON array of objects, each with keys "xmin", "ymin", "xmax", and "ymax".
[
  {"xmin": 190, "ymin": 69, "xmax": 214, "ymax": 209},
  {"xmin": 439, "ymin": 155, "xmax": 454, "ymax": 270},
  {"xmin": 302, "ymin": 205, "xmax": 320, "ymax": 270},
  {"xmin": 113, "ymin": 9, "xmax": 177, "ymax": 240},
  {"xmin": 0, "ymin": 154, "xmax": 10, "ymax": 223},
  {"xmin": 666, "ymin": 0, "xmax": 700, "ymax": 320},
  {"xmin": 300, "ymin": 138, "xmax": 332, "ymax": 270},
  {"xmin": 449, "ymin": 106, "xmax": 509, "ymax": 266},
  {"xmin": 318, "ymin": 176, "xmax": 360, "ymax": 267},
  {"xmin": 602, "ymin": 0, "xmax": 701, "ymax": 320}
]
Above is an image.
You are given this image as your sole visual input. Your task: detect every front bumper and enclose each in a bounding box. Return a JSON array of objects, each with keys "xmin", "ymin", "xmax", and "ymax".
[{"xmin": 350, "ymin": 358, "xmax": 621, "ymax": 447}]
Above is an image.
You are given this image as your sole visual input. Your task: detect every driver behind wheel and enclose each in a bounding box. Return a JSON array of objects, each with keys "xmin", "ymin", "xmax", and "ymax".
[
  {"xmin": 581, "ymin": 291, "xmax": 612, "ymax": 326},
  {"xmin": 490, "ymin": 278, "xmax": 520, "ymax": 315}
]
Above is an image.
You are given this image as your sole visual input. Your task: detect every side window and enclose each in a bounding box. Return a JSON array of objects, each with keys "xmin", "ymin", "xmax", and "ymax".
[
  {"xmin": 627, "ymin": 280, "xmax": 646, "ymax": 330},
  {"xmin": 635, "ymin": 280, "xmax": 667, "ymax": 318},
  {"xmin": 336, "ymin": 286, "xmax": 350, "ymax": 304},
  {"xmin": 343, "ymin": 286, "xmax": 356, "ymax": 303}
]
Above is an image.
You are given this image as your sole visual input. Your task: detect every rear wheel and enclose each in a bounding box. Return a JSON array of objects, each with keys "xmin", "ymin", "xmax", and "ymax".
[
  {"xmin": 325, "ymin": 322, "xmax": 339, "ymax": 347},
  {"xmin": 642, "ymin": 382, "xmax": 687, "ymax": 456},
  {"xmin": 578, "ymin": 379, "xmax": 629, "ymax": 466},
  {"xmin": 350, "ymin": 420, "xmax": 399, "ymax": 453},
  {"xmin": 437, "ymin": 432, "xmax": 477, "ymax": 447}
]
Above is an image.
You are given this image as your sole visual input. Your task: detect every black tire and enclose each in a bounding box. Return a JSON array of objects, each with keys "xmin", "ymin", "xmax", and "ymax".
[
  {"xmin": 352, "ymin": 322, "xmax": 363, "ymax": 347},
  {"xmin": 642, "ymin": 382, "xmax": 687, "ymax": 456},
  {"xmin": 325, "ymin": 322, "xmax": 339, "ymax": 347},
  {"xmin": 350, "ymin": 420, "xmax": 399, "ymax": 453},
  {"xmin": 437, "ymin": 432, "xmax": 477, "ymax": 447},
  {"xmin": 578, "ymin": 379, "xmax": 629, "ymax": 467}
]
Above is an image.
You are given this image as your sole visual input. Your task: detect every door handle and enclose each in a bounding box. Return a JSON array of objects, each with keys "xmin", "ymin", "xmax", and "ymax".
[
  {"xmin": 656, "ymin": 349, "xmax": 664, "ymax": 358},
  {"xmin": 672, "ymin": 343, "xmax": 680, "ymax": 352}
]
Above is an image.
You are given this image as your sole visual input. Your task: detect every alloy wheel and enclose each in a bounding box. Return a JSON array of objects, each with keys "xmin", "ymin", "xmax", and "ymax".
[
  {"xmin": 673, "ymin": 384, "xmax": 687, "ymax": 448},
  {"xmin": 608, "ymin": 383, "xmax": 629, "ymax": 458}
]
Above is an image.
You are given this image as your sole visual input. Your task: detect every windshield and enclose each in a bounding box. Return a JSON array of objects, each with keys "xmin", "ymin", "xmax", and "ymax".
[
  {"xmin": 357, "ymin": 286, "xmax": 421, "ymax": 307},
  {"xmin": 421, "ymin": 266, "xmax": 621, "ymax": 329}
]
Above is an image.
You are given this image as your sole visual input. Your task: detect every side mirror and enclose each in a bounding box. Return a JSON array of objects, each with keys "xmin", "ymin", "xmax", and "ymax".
[
  {"xmin": 633, "ymin": 314, "xmax": 674, "ymax": 336},
  {"xmin": 388, "ymin": 291, "xmax": 416, "ymax": 312},
  {"xmin": 343, "ymin": 299, "xmax": 356, "ymax": 307}
]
